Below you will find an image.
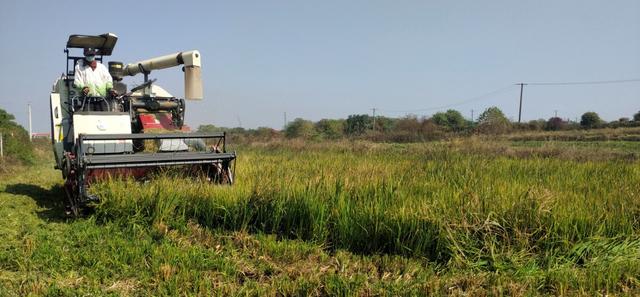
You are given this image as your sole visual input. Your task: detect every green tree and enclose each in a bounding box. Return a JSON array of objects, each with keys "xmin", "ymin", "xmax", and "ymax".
[
  {"xmin": 0, "ymin": 108, "xmax": 34, "ymax": 164},
  {"xmin": 285, "ymin": 118, "xmax": 315, "ymax": 138},
  {"xmin": 432, "ymin": 109, "xmax": 467, "ymax": 131},
  {"xmin": 345, "ymin": 114, "xmax": 372, "ymax": 136},
  {"xmin": 478, "ymin": 107, "xmax": 507, "ymax": 123},
  {"xmin": 315, "ymin": 119, "xmax": 345, "ymax": 139},
  {"xmin": 580, "ymin": 112, "xmax": 602, "ymax": 128},
  {"xmin": 477, "ymin": 106, "xmax": 510, "ymax": 134},
  {"xmin": 431, "ymin": 112, "xmax": 448, "ymax": 126},
  {"xmin": 634, "ymin": 111, "xmax": 640, "ymax": 122},
  {"xmin": 0, "ymin": 108, "xmax": 16, "ymax": 125}
]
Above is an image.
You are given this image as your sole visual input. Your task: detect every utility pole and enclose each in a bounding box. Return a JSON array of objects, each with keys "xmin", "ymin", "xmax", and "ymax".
[
  {"xmin": 28, "ymin": 103, "xmax": 32, "ymax": 141},
  {"xmin": 283, "ymin": 112, "xmax": 287, "ymax": 130},
  {"xmin": 371, "ymin": 108, "xmax": 376, "ymax": 132},
  {"xmin": 554, "ymin": 110, "xmax": 558, "ymax": 118},
  {"xmin": 471, "ymin": 109, "xmax": 474, "ymax": 122},
  {"xmin": 0, "ymin": 133, "xmax": 3, "ymax": 158},
  {"xmin": 516, "ymin": 83, "xmax": 526, "ymax": 123}
]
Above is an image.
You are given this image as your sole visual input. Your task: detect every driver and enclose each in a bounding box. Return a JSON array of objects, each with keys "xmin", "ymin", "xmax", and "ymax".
[{"xmin": 73, "ymin": 48, "xmax": 117, "ymax": 98}]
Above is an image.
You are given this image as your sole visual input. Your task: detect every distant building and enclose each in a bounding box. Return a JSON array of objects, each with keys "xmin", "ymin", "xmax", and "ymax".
[{"xmin": 31, "ymin": 132, "xmax": 50, "ymax": 139}]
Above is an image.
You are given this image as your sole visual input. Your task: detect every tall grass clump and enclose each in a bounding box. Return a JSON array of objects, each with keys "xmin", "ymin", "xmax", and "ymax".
[{"xmin": 92, "ymin": 140, "xmax": 640, "ymax": 286}]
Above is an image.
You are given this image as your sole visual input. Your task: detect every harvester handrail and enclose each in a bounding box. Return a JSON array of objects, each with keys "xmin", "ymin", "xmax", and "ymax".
[
  {"xmin": 78, "ymin": 132, "xmax": 226, "ymax": 141},
  {"xmin": 82, "ymin": 151, "xmax": 237, "ymax": 169}
]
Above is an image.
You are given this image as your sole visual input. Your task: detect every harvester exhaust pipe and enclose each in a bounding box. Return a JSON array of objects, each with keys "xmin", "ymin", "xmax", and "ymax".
[{"xmin": 123, "ymin": 50, "xmax": 203, "ymax": 100}]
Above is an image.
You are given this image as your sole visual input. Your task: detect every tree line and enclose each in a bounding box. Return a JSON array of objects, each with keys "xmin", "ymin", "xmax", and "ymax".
[
  {"xmin": 0, "ymin": 108, "xmax": 34, "ymax": 164},
  {"xmin": 198, "ymin": 107, "xmax": 640, "ymax": 142},
  {"xmin": 1, "ymin": 105, "xmax": 635, "ymax": 162}
]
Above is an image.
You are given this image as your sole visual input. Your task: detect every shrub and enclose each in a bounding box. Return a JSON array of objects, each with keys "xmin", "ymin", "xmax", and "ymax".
[
  {"xmin": 345, "ymin": 114, "xmax": 372, "ymax": 136},
  {"xmin": 285, "ymin": 118, "xmax": 316, "ymax": 139},
  {"xmin": 545, "ymin": 117, "xmax": 567, "ymax": 131},
  {"xmin": 580, "ymin": 112, "xmax": 603, "ymax": 129},
  {"xmin": 315, "ymin": 119, "xmax": 345, "ymax": 139},
  {"xmin": 432, "ymin": 109, "xmax": 467, "ymax": 131},
  {"xmin": 476, "ymin": 107, "xmax": 511, "ymax": 134},
  {"xmin": 527, "ymin": 119, "xmax": 547, "ymax": 131}
]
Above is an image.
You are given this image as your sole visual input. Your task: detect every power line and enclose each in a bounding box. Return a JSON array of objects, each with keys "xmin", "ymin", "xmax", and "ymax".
[
  {"xmin": 373, "ymin": 77, "xmax": 640, "ymax": 118},
  {"xmin": 514, "ymin": 78, "xmax": 640, "ymax": 122},
  {"xmin": 523, "ymin": 78, "xmax": 640, "ymax": 86},
  {"xmin": 378, "ymin": 84, "xmax": 516, "ymax": 114}
]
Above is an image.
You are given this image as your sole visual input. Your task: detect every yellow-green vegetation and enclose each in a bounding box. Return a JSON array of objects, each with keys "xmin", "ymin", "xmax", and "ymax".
[
  {"xmin": 1, "ymin": 139, "xmax": 639, "ymax": 295},
  {"xmin": 506, "ymin": 126, "xmax": 640, "ymax": 142}
]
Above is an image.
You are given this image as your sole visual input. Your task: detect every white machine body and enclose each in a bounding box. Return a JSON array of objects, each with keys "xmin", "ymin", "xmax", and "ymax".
[{"xmin": 72, "ymin": 113, "xmax": 133, "ymax": 154}]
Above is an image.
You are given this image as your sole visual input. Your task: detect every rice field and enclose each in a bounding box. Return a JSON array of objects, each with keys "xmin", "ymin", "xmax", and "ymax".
[{"xmin": 1, "ymin": 139, "xmax": 639, "ymax": 295}]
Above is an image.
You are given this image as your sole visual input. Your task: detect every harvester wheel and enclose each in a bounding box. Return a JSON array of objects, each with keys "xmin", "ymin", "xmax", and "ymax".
[
  {"xmin": 61, "ymin": 155, "xmax": 81, "ymax": 217},
  {"xmin": 64, "ymin": 178, "xmax": 81, "ymax": 217},
  {"xmin": 61, "ymin": 157, "xmax": 69, "ymax": 179}
]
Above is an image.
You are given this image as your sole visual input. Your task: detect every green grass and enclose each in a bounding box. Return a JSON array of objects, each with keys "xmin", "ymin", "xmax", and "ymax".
[
  {"xmin": 506, "ymin": 126, "xmax": 640, "ymax": 142},
  {"xmin": 1, "ymin": 140, "xmax": 639, "ymax": 295},
  {"xmin": 0, "ymin": 158, "xmax": 443, "ymax": 296},
  {"xmin": 511, "ymin": 140, "xmax": 640, "ymax": 152}
]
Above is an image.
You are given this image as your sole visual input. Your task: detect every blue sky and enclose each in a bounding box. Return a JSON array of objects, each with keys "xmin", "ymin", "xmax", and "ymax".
[{"xmin": 1, "ymin": 0, "xmax": 638, "ymax": 131}]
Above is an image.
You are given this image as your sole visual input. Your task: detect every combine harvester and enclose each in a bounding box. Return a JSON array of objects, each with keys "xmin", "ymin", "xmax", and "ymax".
[{"xmin": 50, "ymin": 33, "xmax": 236, "ymax": 216}]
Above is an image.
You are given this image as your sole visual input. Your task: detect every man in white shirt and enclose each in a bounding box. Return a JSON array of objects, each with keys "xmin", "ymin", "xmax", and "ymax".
[{"xmin": 74, "ymin": 48, "xmax": 117, "ymax": 98}]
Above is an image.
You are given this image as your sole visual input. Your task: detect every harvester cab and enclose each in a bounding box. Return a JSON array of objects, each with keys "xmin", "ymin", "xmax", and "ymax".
[{"xmin": 50, "ymin": 33, "xmax": 236, "ymax": 216}]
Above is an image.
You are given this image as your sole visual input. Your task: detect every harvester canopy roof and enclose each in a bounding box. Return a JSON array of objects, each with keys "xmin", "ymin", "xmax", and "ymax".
[{"xmin": 66, "ymin": 33, "xmax": 118, "ymax": 56}]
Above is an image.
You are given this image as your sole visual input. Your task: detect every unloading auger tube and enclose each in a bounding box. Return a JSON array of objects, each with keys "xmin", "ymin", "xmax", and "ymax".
[
  {"xmin": 123, "ymin": 50, "xmax": 203, "ymax": 100},
  {"xmin": 50, "ymin": 34, "xmax": 236, "ymax": 217}
]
